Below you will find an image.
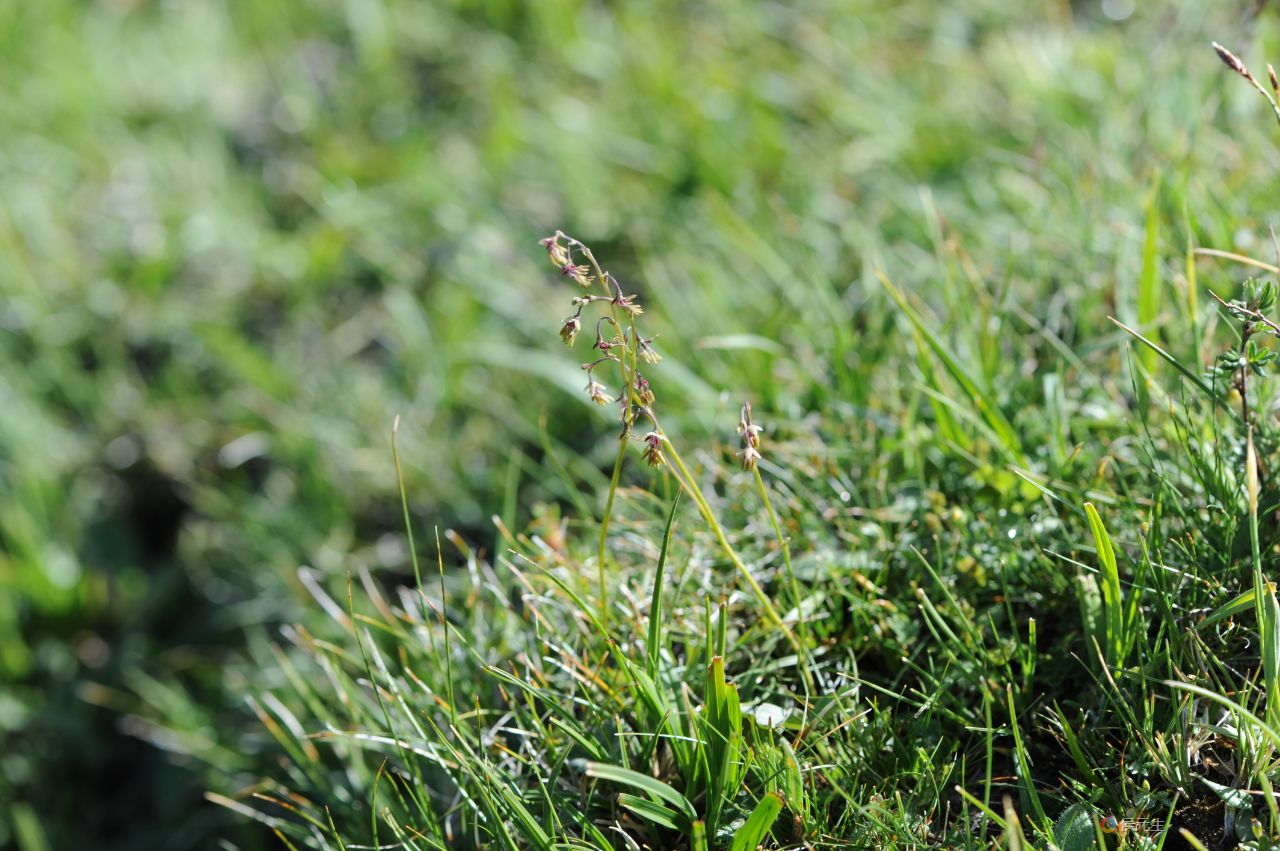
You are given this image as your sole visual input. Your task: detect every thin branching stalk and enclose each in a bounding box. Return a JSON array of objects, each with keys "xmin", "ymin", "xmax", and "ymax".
[{"xmin": 542, "ymin": 231, "xmax": 806, "ymax": 663}]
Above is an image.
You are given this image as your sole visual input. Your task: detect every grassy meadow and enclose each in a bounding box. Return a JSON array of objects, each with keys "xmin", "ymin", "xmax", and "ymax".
[{"xmin": 8, "ymin": 0, "xmax": 1280, "ymax": 848}]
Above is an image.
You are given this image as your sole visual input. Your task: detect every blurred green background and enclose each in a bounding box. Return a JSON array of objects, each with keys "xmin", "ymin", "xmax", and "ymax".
[{"xmin": 2, "ymin": 0, "xmax": 1276, "ymax": 847}]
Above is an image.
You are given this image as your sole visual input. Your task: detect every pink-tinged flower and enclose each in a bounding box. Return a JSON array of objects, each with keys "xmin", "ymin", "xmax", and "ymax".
[
  {"xmin": 612, "ymin": 292, "xmax": 643, "ymax": 316},
  {"xmin": 561, "ymin": 262, "xmax": 592, "ymax": 287},
  {"xmin": 641, "ymin": 431, "xmax": 666, "ymax": 468},
  {"xmin": 634, "ymin": 374, "xmax": 655, "ymax": 406},
  {"xmin": 540, "ymin": 234, "xmax": 570, "ymax": 267},
  {"xmin": 585, "ymin": 379, "xmax": 613, "ymax": 406},
  {"xmin": 559, "ymin": 315, "xmax": 581, "ymax": 346}
]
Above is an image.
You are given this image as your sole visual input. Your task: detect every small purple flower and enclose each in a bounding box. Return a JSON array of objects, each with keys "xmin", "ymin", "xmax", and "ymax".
[{"xmin": 561, "ymin": 263, "xmax": 592, "ymax": 287}]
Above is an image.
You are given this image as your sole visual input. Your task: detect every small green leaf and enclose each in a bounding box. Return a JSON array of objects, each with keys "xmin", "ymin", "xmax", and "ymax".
[
  {"xmin": 1052, "ymin": 803, "xmax": 1099, "ymax": 851},
  {"xmin": 617, "ymin": 793, "xmax": 684, "ymax": 831},
  {"xmin": 647, "ymin": 495, "xmax": 681, "ymax": 681}
]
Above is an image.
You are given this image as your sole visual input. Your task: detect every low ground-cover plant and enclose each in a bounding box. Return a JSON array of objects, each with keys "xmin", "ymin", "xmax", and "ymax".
[
  {"xmin": 207, "ymin": 24, "xmax": 1280, "ymax": 836},
  {"xmin": 217, "ymin": 198, "xmax": 1280, "ymax": 848},
  {"xmin": 26, "ymin": 3, "xmax": 1280, "ymax": 849}
]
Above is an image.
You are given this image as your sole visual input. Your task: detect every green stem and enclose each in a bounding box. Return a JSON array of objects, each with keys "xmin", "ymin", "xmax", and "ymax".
[
  {"xmin": 661, "ymin": 439, "xmax": 805, "ymax": 665},
  {"xmin": 597, "ymin": 437, "xmax": 627, "ymax": 626},
  {"xmin": 578, "ymin": 244, "xmax": 635, "ymax": 629},
  {"xmin": 753, "ymin": 467, "xmax": 807, "ymax": 649}
]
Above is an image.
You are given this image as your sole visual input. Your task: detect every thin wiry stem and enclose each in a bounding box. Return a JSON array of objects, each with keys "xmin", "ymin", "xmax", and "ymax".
[
  {"xmin": 597, "ymin": 438, "xmax": 626, "ymax": 626},
  {"xmin": 753, "ymin": 466, "xmax": 807, "ymax": 648},
  {"xmin": 659, "ymin": 435, "xmax": 810, "ymax": 682}
]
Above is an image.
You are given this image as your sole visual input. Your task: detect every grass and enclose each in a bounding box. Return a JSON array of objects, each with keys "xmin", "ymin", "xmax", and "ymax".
[{"xmin": 10, "ymin": 0, "xmax": 1280, "ymax": 848}]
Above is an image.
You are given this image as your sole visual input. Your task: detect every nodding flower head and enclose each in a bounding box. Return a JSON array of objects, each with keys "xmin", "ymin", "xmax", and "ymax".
[
  {"xmin": 559, "ymin": 315, "xmax": 581, "ymax": 346},
  {"xmin": 637, "ymin": 336, "xmax": 662, "ymax": 364},
  {"xmin": 561, "ymin": 262, "xmax": 592, "ymax": 287},
  {"xmin": 540, "ymin": 233, "xmax": 571, "ymax": 267},
  {"xmin": 634, "ymin": 374, "xmax": 655, "ymax": 406},
  {"xmin": 612, "ymin": 292, "xmax": 644, "ymax": 316},
  {"xmin": 641, "ymin": 431, "xmax": 666, "ymax": 468},
  {"xmin": 586, "ymin": 379, "xmax": 613, "ymax": 406}
]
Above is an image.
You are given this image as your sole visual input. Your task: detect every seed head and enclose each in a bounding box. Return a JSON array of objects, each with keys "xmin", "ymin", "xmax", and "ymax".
[
  {"xmin": 641, "ymin": 431, "xmax": 666, "ymax": 468},
  {"xmin": 1214, "ymin": 42, "xmax": 1252, "ymax": 80},
  {"xmin": 738, "ymin": 402, "xmax": 762, "ymax": 449},
  {"xmin": 738, "ymin": 401, "xmax": 764, "ymax": 470},
  {"xmin": 559, "ymin": 315, "xmax": 581, "ymax": 346}
]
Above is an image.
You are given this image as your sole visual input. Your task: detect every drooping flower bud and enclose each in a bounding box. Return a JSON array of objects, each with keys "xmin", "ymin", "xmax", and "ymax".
[
  {"xmin": 539, "ymin": 234, "xmax": 570, "ymax": 267},
  {"xmin": 641, "ymin": 431, "xmax": 666, "ymax": 468},
  {"xmin": 634, "ymin": 374, "xmax": 655, "ymax": 406},
  {"xmin": 559, "ymin": 315, "xmax": 581, "ymax": 346},
  {"xmin": 561, "ymin": 263, "xmax": 592, "ymax": 287}
]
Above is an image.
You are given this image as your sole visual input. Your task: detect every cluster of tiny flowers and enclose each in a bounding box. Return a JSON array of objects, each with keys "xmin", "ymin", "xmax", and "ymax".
[
  {"xmin": 540, "ymin": 234, "xmax": 592, "ymax": 287},
  {"xmin": 641, "ymin": 431, "xmax": 665, "ymax": 467},
  {"xmin": 542, "ymin": 231, "xmax": 666, "ymax": 467},
  {"xmin": 586, "ymin": 378, "xmax": 613, "ymax": 406},
  {"xmin": 738, "ymin": 402, "xmax": 763, "ymax": 471}
]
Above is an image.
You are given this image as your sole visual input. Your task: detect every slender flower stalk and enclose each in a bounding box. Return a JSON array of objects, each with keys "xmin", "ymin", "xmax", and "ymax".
[
  {"xmin": 740, "ymin": 402, "xmax": 808, "ymax": 650},
  {"xmin": 1213, "ymin": 42, "xmax": 1280, "ymax": 128},
  {"xmin": 540, "ymin": 231, "xmax": 803, "ymax": 658}
]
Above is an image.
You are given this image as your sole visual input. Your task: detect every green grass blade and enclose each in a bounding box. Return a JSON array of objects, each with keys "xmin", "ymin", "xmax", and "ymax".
[
  {"xmin": 1201, "ymin": 588, "xmax": 1257, "ymax": 629},
  {"xmin": 582, "ymin": 762, "xmax": 697, "ymax": 821},
  {"xmin": 1137, "ymin": 176, "xmax": 1162, "ymax": 371},
  {"xmin": 617, "ymin": 793, "xmax": 685, "ymax": 831},
  {"xmin": 647, "ymin": 495, "xmax": 680, "ymax": 682},
  {"xmin": 729, "ymin": 792, "xmax": 784, "ymax": 851},
  {"xmin": 1006, "ymin": 685, "xmax": 1049, "ymax": 835},
  {"xmin": 879, "ymin": 271, "xmax": 1023, "ymax": 462},
  {"xmin": 1108, "ymin": 317, "xmax": 1235, "ymax": 413},
  {"xmin": 1084, "ymin": 503, "xmax": 1125, "ymax": 669},
  {"xmin": 1164, "ymin": 680, "xmax": 1280, "ymax": 751},
  {"xmin": 691, "ymin": 821, "xmax": 708, "ymax": 851}
]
